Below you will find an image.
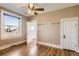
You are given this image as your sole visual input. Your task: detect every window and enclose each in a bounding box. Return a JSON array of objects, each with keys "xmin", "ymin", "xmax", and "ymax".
[
  {"xmin": 4, "ymin": 13, "xmax": 20, "ymax": 33},
  {"xmin": 1, "ymin": 10, "xmax": 22, "ymax": 39}
]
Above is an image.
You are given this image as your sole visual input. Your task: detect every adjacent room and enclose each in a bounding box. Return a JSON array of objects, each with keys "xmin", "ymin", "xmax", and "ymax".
[{"xmin": 0, "ymin": 3, "xmax": 79, "ymax": 56}]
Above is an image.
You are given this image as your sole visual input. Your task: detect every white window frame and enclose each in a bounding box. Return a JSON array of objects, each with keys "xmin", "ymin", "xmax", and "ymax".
[{"xmin": 1, "ymin": 9, "xmax": 22, "ymax": 39}]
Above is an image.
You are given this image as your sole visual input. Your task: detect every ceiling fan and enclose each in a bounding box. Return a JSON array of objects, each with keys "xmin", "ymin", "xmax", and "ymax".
[{"xmin": 27, "ymin": 3, "xmax": 44, "ymax": 15}]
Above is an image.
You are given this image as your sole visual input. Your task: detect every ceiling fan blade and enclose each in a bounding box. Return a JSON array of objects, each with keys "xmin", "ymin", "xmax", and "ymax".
[
  {"xmin": 34, "ymin": 8, "xmax": 44, "ymax": 11},
  {"xmin": 34, "ymin": 12, "xmax": 38, "ymax": 15}
]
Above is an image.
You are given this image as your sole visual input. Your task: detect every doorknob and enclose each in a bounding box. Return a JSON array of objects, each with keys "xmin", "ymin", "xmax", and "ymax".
[{"xmin": 63, "ymin": 35, "xmax": 65, "ymax": 39}]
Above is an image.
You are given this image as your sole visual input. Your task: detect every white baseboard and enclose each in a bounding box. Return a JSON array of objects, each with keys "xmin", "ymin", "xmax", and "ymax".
[
  {"xmin": 0, "ymin": 40, "xmax": 26, "ymax": 50},
  {"xmin": 37, "ymin": 41, "xmax": 61, "ymax": 49},
  {"xmin": 37, "ymin": 41, "xmax": 79, "ymax": 53}
]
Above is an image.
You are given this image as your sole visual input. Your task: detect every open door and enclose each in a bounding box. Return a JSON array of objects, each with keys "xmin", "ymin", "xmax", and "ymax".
[
  {"xmin": 61, "ymin": 17, "xmax": 78, "ymax": 51},
  {"xmin": 27, "ymin": 20, "xmax": 37, "ymax": 44}
]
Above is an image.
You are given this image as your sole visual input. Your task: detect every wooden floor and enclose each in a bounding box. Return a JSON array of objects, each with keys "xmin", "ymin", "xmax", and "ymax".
[{"xmin": 0, "ymin": 40, "xmax": 79, "ymax": 56}]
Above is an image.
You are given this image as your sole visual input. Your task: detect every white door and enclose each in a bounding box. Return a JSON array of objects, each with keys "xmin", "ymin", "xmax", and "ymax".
[
  {"xmin": 27, "ymin": 20, "xmax": 37, "ymax": 43},
  {"xmin": 61, "ymin": 17, "xmax": 78, "ymax": 51}
]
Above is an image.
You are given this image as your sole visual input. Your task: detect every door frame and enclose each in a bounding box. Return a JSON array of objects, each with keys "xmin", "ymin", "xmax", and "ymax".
[{"xmin": 60, "ymin": 17, "xmax": 78, "ymax": 52}]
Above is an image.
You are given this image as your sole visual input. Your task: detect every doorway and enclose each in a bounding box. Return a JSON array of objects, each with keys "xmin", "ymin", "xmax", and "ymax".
[{"xmin": 27, "ymin": 20, "xmax": 37, "ymax": 44}]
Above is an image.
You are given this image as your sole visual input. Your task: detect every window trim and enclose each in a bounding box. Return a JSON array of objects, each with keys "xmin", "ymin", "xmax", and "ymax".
[{"xmin": 1, "ymin": 9, "xmax": 22, "ymax": 39}]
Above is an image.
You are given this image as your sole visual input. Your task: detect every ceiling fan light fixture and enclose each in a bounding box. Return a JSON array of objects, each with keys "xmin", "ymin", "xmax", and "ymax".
[
  {"xmin": 28, "ymin": 10, "xmax": 32, "ymax": 14},
  {"xmin": 28, "ymin": 10, "xmax": 35, "ymax": 15}
]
